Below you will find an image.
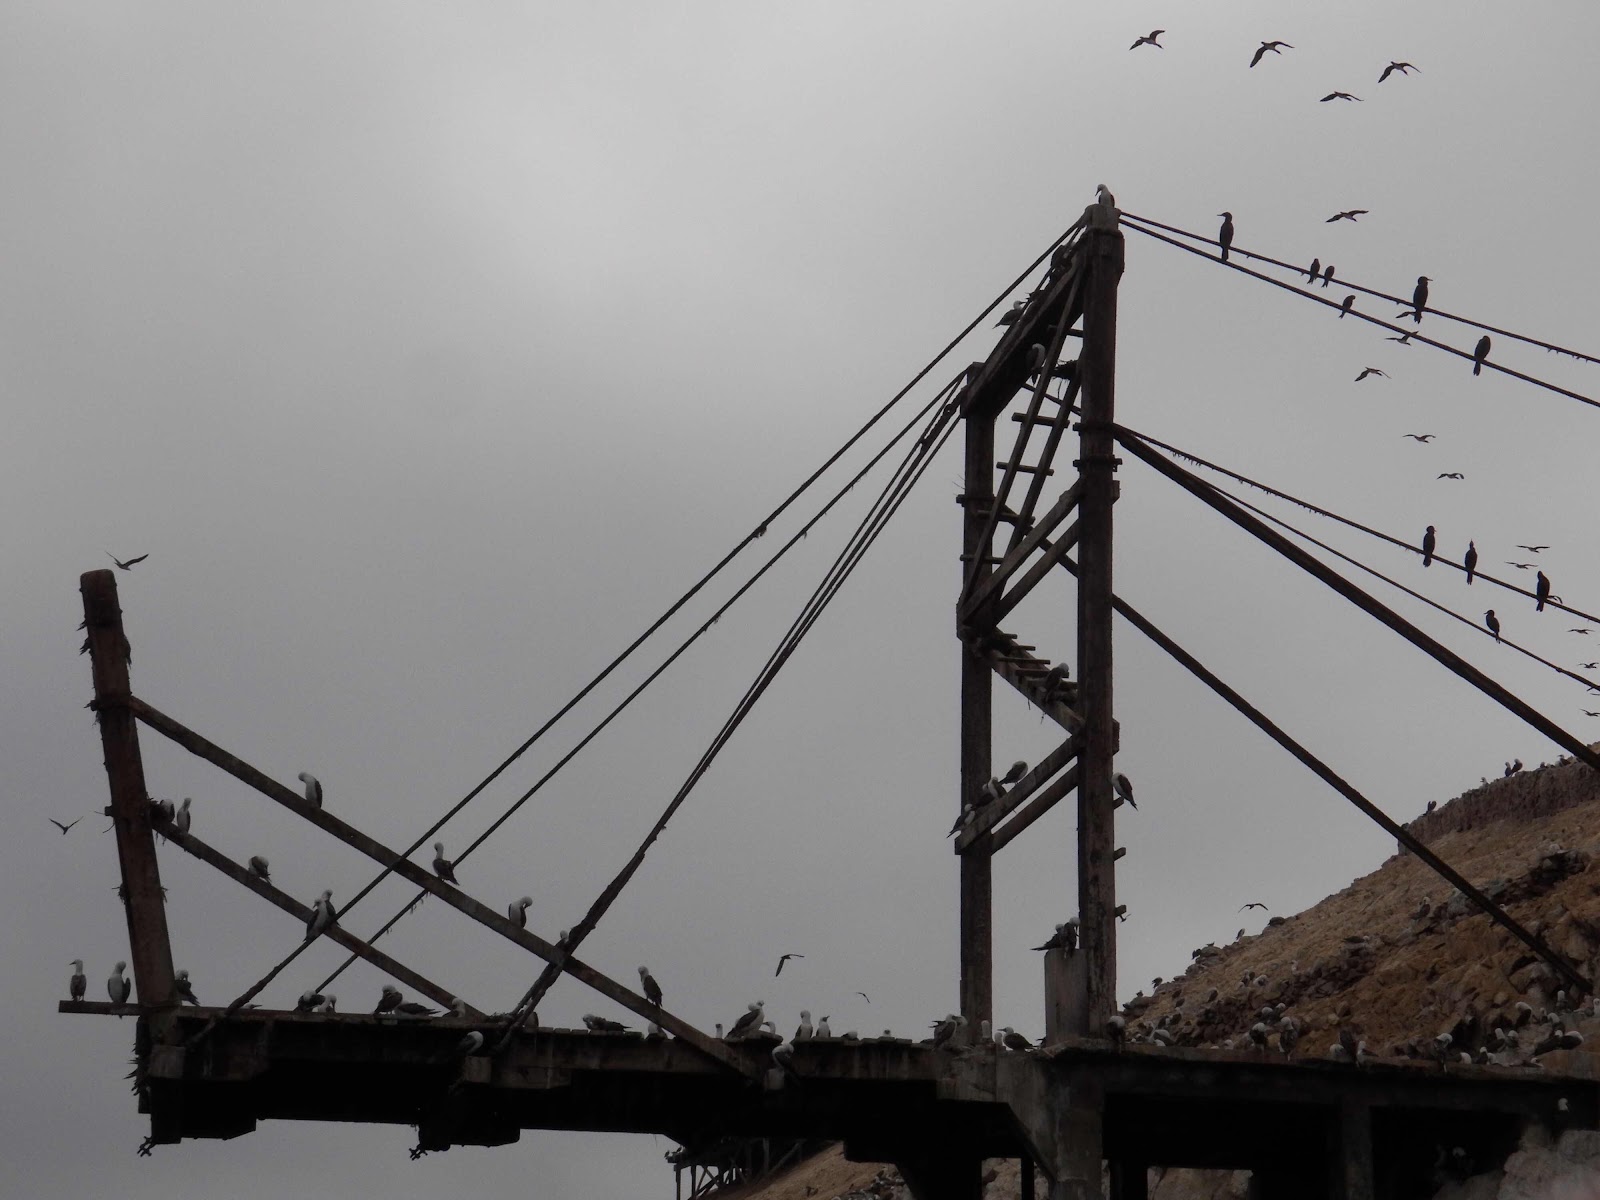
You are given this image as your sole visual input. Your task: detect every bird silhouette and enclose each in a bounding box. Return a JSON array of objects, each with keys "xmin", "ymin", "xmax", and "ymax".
[
  {"xmin": 1321, "ymin": 264, "xmax": 1335, "ymax": 288},
  {"xmin": 1130, "ymin": 30, "xmax": 1165, "ymax": 50},
  {"xmin": 1401, "ymin": 433, "xmax": 1435, "ymax": 442},
  {"xmin": 1320, "ymin": 92, "xmax": 1361, "ymax": 102},
  {"xmin": 1579, "ymin": 663, "xmax": 1600, "ymax": 671},
  {"xmin": 1305, "ymin": 257, "xmax": 1321, "ymax": 282},
  {"xmin": 1239, "ymin": 902, "xmax": 1268, "ymax": 912},
  {"xmin": 1505, "ymin": 561, "xmax": 1535, "ymax": 570},
  {"xmin": 1409, "ymin": 276, "xmax": 1431, "ymax": 323},
  {"xmin": 1354, "ymin": 367, "xmax": 1387, "ymax": 381},
  {"xmin": 49, "ymin": 817, "xmax": 82, "ymax": 834},
  {"xmin": 1250, "ymin": 40, "xmax": 1293, "ymax": 67},
  {"xmin": 1387, "ymin": 333, "xmax": 1413, "ymax": 346},
  {"xmin": 775, "ymin": 952, "xmax": 805, "ymax": 976},
  {"xmin": 1421, "ymin": 526, "xmax": 1436, "ymax": 567},
  {"xmin": 1573, "ymin": 629, "xmax": 1595, "ymax": 636},
  {"xmin": 1536, "ymin": 571, "xmax": 1551, "ymax": 612},
  {"xmin": 1217, "ymin": 213, "xmax": 1234, "ymax": 261},
  {"xmin": 1437, "ymin": 472, "xmax": 1464, "ymax": 480},
  {"xmin": 1339, "ymin": 295, "xmax": 1356, "ymax": 318},
  {"xmin": 1473, "ymin": 335, "xmax": 1492, "ymax": 376},
  {"xmin": 1516, "ymin": 545, "xmax": 1550, "ymax": 553},
  {"xmin": 1379, "ymin": 61, "xmax": 1420, "ymax": 82},
  {"xmin": 1484, "ymin": 610, "xmax": 1501, "ymax": 642},
  {"xmin": 1584, "ymin": 711, "xmax": 1600, "ymax": 718},
  {"xmin": 106, "ymin": 552, "xmax": 149, "ymax": 571},
  {"xmin": 1464, "ymin": 541, "xmax": 1478, "ymax": 584},
  {"xmin": 995, "ymin": 300, "xmax": 1025, "ymax": 327},
  {"xmin": 1327, "ymin": 210, "xmax": 1369, "ymax": 223}
]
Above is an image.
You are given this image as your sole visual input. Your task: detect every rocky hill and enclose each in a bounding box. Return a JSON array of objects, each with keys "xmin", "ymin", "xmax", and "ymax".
[{"xmin": 731, "ymin": 752, "xmax": 1600, "ymax": 1200}]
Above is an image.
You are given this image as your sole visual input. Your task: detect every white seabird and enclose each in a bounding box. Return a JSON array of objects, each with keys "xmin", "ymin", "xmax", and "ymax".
[
  {"xmin": 638, "ymin": 966, "xmax": 663, "ymax": 1008},
  {"xmin": 449, "ymin": 997, "xmax": 468, "ymax": 1018},
  {"xmin": 69, "ymin": 959, "xmax": 87, "ymax": 1001},
  {"xmin": 173, "ymin": 798, "xmax": 191, "ymax": 835},
  {"xmin": 771, "ymin": 1039, "xmax": 798, "ymax": 1082},
  {"xmin": 947, "ymin": 803, "xmax": 977, "ymax": 837},
  {"xmin": 816, "ymin": 1015, "xmax": 831, "ymax": 1038},
  {"xmin": 108, "ymin": 961, "xmax": 131, "ymax": 1006},
  {"xmin": 999, "ymin": 760, "xmax": 1028, "ymax": 787},
  {"xmin": 979, "ymin": 778, "xmax": 1004, "ymax": 805},
  {"xmin": 457, "ymin": 1031, "xmax": 484, "ymax": 1056},
  {"xmin": 395, "ymin": 1001, "xmax": 437, "ymax": 1018},
  {"xmin": 726, "ymin": 1001, "xmax": 765, "ymax": 1041},
  {"xmin": 374, "ymin": 984, "xmax": 403, "ymax": 1015},
  {"xmin": 1112, "ymin": 772, "xmax": 1137, "ymax": 810},
  {"xmin": 297, "ymin": 772, "xmax": 322, "ymax": 808},
  {"xmin": 432, "ymin": 842, "xmax": 459, "ymax": 884},
  {"xmin": 930, "ymin": 1013, "xmax": 965, "ymax": 1050},
  {"xmin": 508, "ymin": 897, "xmax": 532, "ymax": 928},
  {"xmin": 795, "ymin": 1010, "xmax": 814, "ymax": 1041},
  {"xmin": 1095, "ymin": 184, "xmax": 1117, "ymax": 209},
  {"xmin": 305, "ymin": 889, "xmax": 336, "ymax": 941},
  {"xmin": 321, "ymin": 995, "xmax": 338, "ymax": 1013},
  {"xmin": 247, "ymin": 856, "xmax": 271, "ymax": 882},
  {"xmin": 175, "ymin": 969, "xmax": 199, "ymax": 1005},
  {"xmin": 1001, "ymin": 1026, "xmax": 1033, "ymax": 1051},
  {"xmin": 296, "ymin": 990, "xmax": 326, "ymax": 1012}
]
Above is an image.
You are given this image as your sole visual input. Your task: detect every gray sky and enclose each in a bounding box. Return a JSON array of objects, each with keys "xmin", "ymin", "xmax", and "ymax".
[{"xmin": 5, "ymin": 2, "xmax": 1599, "ymax": 1195}]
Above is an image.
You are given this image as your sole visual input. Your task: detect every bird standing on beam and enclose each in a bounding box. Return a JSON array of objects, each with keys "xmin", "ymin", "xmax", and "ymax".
[
  {"xmin": 1113, "ymin": 772, "xmax": 1137, "ymax": 810},
  {"xmin": 305, "ymin": 889, "xmax": 337, "ymax": 941},
  {"xmin": 639, "ymin": 966, "xmax": 663, "ymax": 1008},
  {"xmin": 175, "ymin": 969, "xmax": 199, "ymax": 1005},
  {"xmin": 1473, "ymin": 335, "xmax": 1492, "ymax": 376},
  {"xmin": 69, "ymin": 959, "xmax": 87, "ymax": 1001},
  {"xmin": 108, "ymin": 961, "xmax": 131, "ymax": 1005},
  {"xmin": 248, "ymin": 855, "xmax": 271, "ymax": 881},
  {"xmin": 508, "ymin": 896, "xmax": 532, "ymax": 928},
  {"xmin": 1217, "ymin": 213, "xmax": 1234, "ymax": 262},
  {"xmin": 297, "ymin": 772, "xmax": 322, "ymax": 808}
]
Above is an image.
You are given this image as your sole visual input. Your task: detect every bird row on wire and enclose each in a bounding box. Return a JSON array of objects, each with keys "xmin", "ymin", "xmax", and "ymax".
[
  {"xmin": 1418, "ymin": 528, "xmax": 1566, "ymax": 644},
  {"xmin": 1126, "ymin": 28, "xmax": 1418, "ymax": 102},
  {"xmin": 947, "ymin": 761, "xmax": 1135, "ymax": 839}
]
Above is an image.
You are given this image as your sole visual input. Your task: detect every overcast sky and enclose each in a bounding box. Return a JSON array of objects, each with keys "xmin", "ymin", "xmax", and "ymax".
[{"xmin": 5, "ymin": 2, "xmax": 1600, "ymax": 1196}]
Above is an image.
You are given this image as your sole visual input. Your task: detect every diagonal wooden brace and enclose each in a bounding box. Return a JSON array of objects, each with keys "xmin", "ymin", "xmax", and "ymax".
[{"xmin": 955, "ymin": 735, "xmax": 1079, "ymax": 853}]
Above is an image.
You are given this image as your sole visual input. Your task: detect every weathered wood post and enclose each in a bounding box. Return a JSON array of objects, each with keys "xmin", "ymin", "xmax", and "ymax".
[{"xmin": 81, "ymin": 569, "xmax": 177, "ymax": 1013}]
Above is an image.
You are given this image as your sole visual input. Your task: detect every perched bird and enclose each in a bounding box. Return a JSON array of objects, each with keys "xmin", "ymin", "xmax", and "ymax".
[
  {"xmin": 1112, "ymin": 772, "xmax": 1136, "ymax": 810},
  {"xmin": 1339, "ymin": 295, "xmax": 1356, "ymax": 318},
  {"xmin": 947, "ymin": 803, "xmax": 978, "ymax": 837},
  {"xmin": 1217, "ymin": 213, "xmax": 1234, "ymax": 262},
  {"xmin": 1306, "ymin": 257, "xmax": 1321, "ymax": 283},
  {"xmin": 1517, "ymin": 545, "xmax": 1550, "ymax": 553},
  {"xmin": 456, "ymin": 1031, "xmax": 485, "ymax": 1056},
  {"xmin": 795, "ymin": 1010, "xmax": 814, "ymax": 1041},
  {"xmin": 771, "ymin": 1040, "xmax": 798, "ymax": 1082},
  {"xmin": 979, "ymin": 777, "xmax": 1004, "ymax": 805},
  {"xmin": 1239, "ymin": 902, "xmax": 1268, "ymax": 912},
  {"xmin": 305, "ymin": 889, "xmax": 337, "ymax": 941},
  {"xmin": 1250, "ymin": 40, "xmax": 1293, "ymax": 68},
  {"xmin": 173, "ymin": 797, "xmax": 191, "ymax": 836},
  {"xmin": 999, "ymin": 760, "xmax": 1028, "ymax": 787},
  {"xmin": 1472, "ymin": 335, "xmax": 1491, "ymax": 376},
  {"xmin": 1321, "ymin": 264, "xmax": 1335, "ymax": 288},
  {"xmin": 1000, "ymin": 1026, "xmax": 1034, "ymax": 1051},
  {"xmin": 1484, "ymin": 610, "xmax": 1501, "ymax": 642},
  {"xmin": 930, "ymin": 1013, "xmax": 966, "ymax": 1049},
  {"xmin": 395, "ymin": 1001, "xmax": 437, "ymax": 1018},
  {"xmin": 1327, "ymin": 210, "xmax": 1368, "ymax": 223},
  {"xmin": 508, "ymin": 896, "xmax": 532, "ymax": 928},
  {"xmin": 1464, "ymin": 541, "xmax": 1478, "ymax": 584},
  {"xmin": 448, "ymin": 997, "xmax": 468, "ymax": 1018},
  {"xmin": 175, "ymin": 969, "xmax": 199, "ymax": 1005},
  {"xmin": 321, "ymin": 995, "xmax": 338, "ymax": 1013},
  {"xmin": 108, "ymin": 961, "xmax": 131, "ymax": 1006},
  {"xmin": 1320, "ymin": 92, "xmax": 1361, "ymax": 102},
  {"xmin": 1130, "ymin": 29, "xmax": 1164, "ymax": 50},
  {"xmin": 296, "ymin": 990, "xmax": 326, "ymax": 1012},
  {"xmin": 995, "ymin": 300, "xmax": 1026, "ymax": 328},
  {"xmin": 727, "ymin": 1001, "xmax": 765, "ymax": 1040},
  {"xmin": 1410, "ymin": 276, "xmax": 1431, "ymax": 322},
  {"xmin": 432, "ymin": 842, "xmax": 459, "ymax": 884},
  {"xmin": 1438, "ymin": 472, "xmax": 1464, "ymax": 480},
  {"xmin": 106, "ymin": 552, "xmax": 150, "ymax": 571},
  {"xmin": 1095, "ymin": 183, "xmax": 1117, "ymax": 209},
  {"xmin": 49, "ymin": 816, "xmax": 82, "ymax": 834},
  {"xmin": 1421, "ymin": 526, "xmax": 1436, "ymax": 566},
  {"xmin": 775, "ymin": 953, "xmax": 804, "ymax": 977},
  {"xmin": 582, "ymin": 1013, "xmax": 629, "ymax": 1032},
  {"xmin": 1401, "ymin": 433, "xmax": 1435, "ymax": 442},
  {"xmin": 69, "ymin": 959, "xmax": 87, "ymax": 1001},
  {"xmin": 247, "ymin": 855, "xmax": 271, "ymax": 882},
  {"xmin": 639, "ymin": 966, "xmax": 663, "ymax": 1008},
  {"xmin": 1379, "ymin": 61, "xmax": 1419, "ymax": 82},
  {"xmin": 1354, "ymin": 367, "xmax": 1387, "ymax": 381},
  {"xmin": 1040, "ymin": 662, "xmax": 1071, "ymax": 701},
  {"xmin": 1106, "ymin": 1014, "xmax": 1127, "ymax": 1046},
  {"xmin": 374, "ymin": 984, "xmax": 403, "ymax": 1015},
  {"xmin": 1032, "ymin": 920, "xmax": 1080, "ymax": 952},
  {"xmin": 1536, "ymin": 571, "xmax": 1551, "ymax": 612},
  {"xmin": 297, "ymin": 772, "xmax": 322, "ymax": 808}
]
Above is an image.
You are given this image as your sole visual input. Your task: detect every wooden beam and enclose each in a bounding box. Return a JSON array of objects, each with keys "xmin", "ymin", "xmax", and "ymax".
[
  {"xmin": 955, "ymin": 736, "xmax": 1079, "ymax": 852},
  {"xmin": 960, "ymin": 482, "xmax": 1081, "ymax": 619},
  {"xmin": 962, "ymin": 629, "xmax": 1083, "ymax": 735},
  {"xmin": 127, "ymin": 695, "xmax": 757, "ymax": 1074},
  {"xmin": 81, "ymin": 570, "xmax": 177, "ymax": 1013},
  {"xmin": 990, "ymin": 520, "xmax": 1082, "ymax": 625},
  {"xmin": 988, "ymin": 765, "xmax": 1081, "ymax": 854},
  {"xmin": 152, "ymin": 819, "xmax": 480, "ymax": 1016},
  {"xmin": 1074, "ymin": 220, "xmax": 1125, "ymax": 1037}
]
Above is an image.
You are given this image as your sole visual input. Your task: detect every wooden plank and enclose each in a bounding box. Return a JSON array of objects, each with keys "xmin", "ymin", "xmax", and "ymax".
[
  {"xmin": 960, "ymin": 483, "xmax": 1082, "ymax": 619},
  {"xmin": 127, "ymin": 696, "xmax": 757, "ymax": 1075},
  {"xmin": 989, "ymin": 520, "xmax": 1082, "ymax": 625},
  {"xmin": 81, "ymin": 570, "xmax": 178, "ymax": 1013},
  {"xmin": 955, "ymin": 736, "xmax": 1079, "ymax": 852},
  {"xmin": 153, "ymin": 820, "xmax": 479, "ymax": 1016},
  {"xmin": 1074, "ymin": 222, "xmax": 1126, "ymax": 1037},
  {"xmin": 1006, "ymin": 373, "xmax": 1084, "ymax": 553},
  {"xmin": 988, "ymin": 766, "xmax": 1080, "ymax": 854}
]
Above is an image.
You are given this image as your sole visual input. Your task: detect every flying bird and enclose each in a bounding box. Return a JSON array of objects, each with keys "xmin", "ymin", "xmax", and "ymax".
[
  {"xmin": 297, "ymin": 772, "xmax": 322, "ymax": 808},
  {"xmin": 1473, "ymin": 335, "xmax": 1491, "ymax": 376},
  {"xmin": 1421, "ymin": 526, "xmax": 1436, "ymax": 567},
  {"xmin": 856, "ymin": 992, "xmax": 871, "ymax": 1003},
  {"xmin": 1250, "ymin": 40, "xmax": 1293, "ymax": 67},
  {"xmin": 106, "ymin": 552, "xmax": 149, "ymax": 571},
  {"xmin": 1354, "ymin": 367, "xmax": 1387, "ymax": 381},
  {"xmin": 1505, "ymin": 562, "xmax": 1535, "ymax": 571},
  {"xmin": 49, "ymin": 816, "xmax": 82, "ymax": 834},
  {"xmin": 305, "ymin": 889, "xmax": 337, "ymax": 941},
  {"xmin": 173, "ymin": 797, "xmax": 191, "ymax": 836},
  {"xmin": 69, "ymin": 960, "xmax": 87, "ymax": 1001},
  {"xmin": 775, "ymin": 953, "xmax": 805, "ymax": 976},
  {"xmin": 1379, "ymin": 61, "xmax": 1419, "ymax": 82},
  {"xmin": 1321, "ymin": 264, "xmax": 1335, "ymax": 288},
  {"xmin": 247, "ymin": 855, "xmax": 271, "ymax": 881},
  {"xmin": 1130, "ymin": 29, "xmax": 1165, "ymax": 50},
  {"xmin": 1339, "ymin": 295, "xmax": 1356, "ymax": 318},
  {"xmin": 1484, "ymin": 610, "xmax": 1501, "ymax": 642},
  {"xmin": 1573, "ymin": 629, "xmax": 1594, "ymax": 636},
  {"xmin": 175, "ymin": 969, "xmax": 199, "ymax": 1005},
  {"xmin": 639, "ymin": 966, "xmax": 663, "ymax": 1007},
  {"xmin": 1217, "ymin": 213, "xmax": 1234, "ymax": 262},
  {"xmin": 1437, "ymin": 472, "xmax": 1464, "ymax": 480},
  {"xmin": 1327, "ymin": 210, "xmax": 1368, "ymax": 223},
  {"xmin": 108, "ymin": 961, "xmax": 131, "ymax": 1006},
  {"xmin": 432, "ymin": 842, "xmax": 459, "ymax": 884},
  {"xmin": 1585, "ymin": 711, "xmax": 1600, "ymax": 718},
  {"xmin": 1320, "ymin": 92, "xmax": 1361, "ymax": 102},
  {"xmin": 1401, "ymin": 433, "xmax": 1435, "ymax": 442},
  {"xmin": 1579, "ymin": 663, "xmax": 1600, "ymax": 671},
  {"xmin": 508, "ymin": 896, "xmax": 532, "ymax": 928},
  {"xmin": 1517, "ymin": 545, "xmax": 1550, "ymax": 553},
  {"xmin": 1387, "ymin": 333, "xmax": 1414, "ymax": 345},
  {"xmin": 1464, "ymin": 541, "xmax": 1478, "ymax": 584},
  {"xmin": 1536, "ymin": 571, "xmax": 1551, "ymax": 612},
  {"xmin": 1239, "ymin": 902, "xmax": 1268, "ymax": 912},
  {"xmin": 1305, "ymin": 257, "xmax": 1321, "ymax": 283},
  {"xmin": 1112, "ymin": 772, "xmax": 1136, "ymax": 809}
]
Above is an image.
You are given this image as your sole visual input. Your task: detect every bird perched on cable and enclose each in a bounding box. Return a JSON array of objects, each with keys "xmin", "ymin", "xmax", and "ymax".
[
  {"xmin": 639, "ymin": 966, "xmax": 663, "ymax": 1008},
  {"xmin": 247, "ymin": 855, "xmax": 271, "ymax": 882},
  {"xmin": 69, "ymin": 959, "xmax": 87, "ymax": 1001},
  {"xmin": 1250, "ymin": 40, "xmax": 1293, "ymax": 67},
  {"xmin": 1465, "ymin": 541, "xmax": 1478, "ymax": 584},
  {"xmin": 175, "ymin": 969, "xmax": 199, "ymax": 1005},
  {"xmin": 1113, "ymin": 772, "xmax": 1136, "ymax": 810},
  {"xmin": 1437, "ymin": 472, "xmax": 1464, "ymax": 480},
  {"xmin": 1473, "ymin": 335, "xmax": 1491, "ymax": 376},
  {"xmin": 1401, "ymin": 433, "xmax": 1435, "ymax": 442},
  {"xmin": 1517, "ymin": 545, "xmax": 1550, "ymax": 553},
  {"xmin": 432, "ymin": 842, "xmax": 459, "ymax": 883},
  {"xmin": 305, "ymin": 889, "xmax": 337, "ymax": 941},
  {"xmin": 1354, "ymin": 367, "xmax": 1387, "ymax": 381},
  {"xmin": 1239, "ymin": 902, "xmax": 1268, "ymax": 912},
  {"xmin": 1379, "ymin": 61, "xmax": 1420, "ymax": 82},
  {"xmin": 108, "ymin": 961, "xmax": 131, "ymax": 1006},
  {"xmin": 1130, "ymin": 29, "xmax": 1164, "ymax": 50},
  {"xmin": 1305, "ymin": 257, "xmax": 1321, "ymax": 283},
  {"xmin": 1421, "ymin": 526, "xmax": 1436, "ymax": 566},
  {"xmin": 1320, "ymin": 91, "xmax": 1362, "ymax": 102},
  {"xmin": 775, "ymin": 953, "xmax": 804, "ymax": 977},
  {"xmin": 1484, "ymin": 610, "xmax": 1501, "ymax": 642},
  {"xmin": 297, "ymin": 772, "xmax": 322, "ymax": 808},
  {"xmin": 1409, "ymin": 276, "xmax": 1431, "ymax": 323},
  {"xmin": 1339, "ymin": 295, "xmax": 1356, "ymax": 318},
  {"xmin": 1321, "ymin": 264, "xmax": 1335, "ymax": 288},
  {"xmin": 1536, "ymin": 571, "xmax": 1551, "ymax": 612},
  {"xmin": 106, "ymin": 551, "xmax": 149, "ymax": 571},
  {"xmin": 508, "ymin": 896, "xmax": 532, "ymax": 928},
  {"xmin": 1217, "ymin": 213, "xmax": 1234, "ymax": 262},
  {"xmin": 1327, "ymin": 210, "xmax": 1368, "ymax": 223}
]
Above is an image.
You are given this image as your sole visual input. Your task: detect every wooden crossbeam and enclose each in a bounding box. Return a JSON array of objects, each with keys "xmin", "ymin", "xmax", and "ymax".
[
  {"xmin": 960, "ymin": 482, "xmax": 1081, "ymax": 619},
  {"xmin": 954, "ymin": 735, "xmax": 1079, "ymax": 853},
  {"xmin": 989, "ymin": 520, "xmax": 1083, "ymax": 625},
  {"xmin": 150, "ymin": 818, "xmax": 480, "ymax": 1016},
  {"xmin": 961, "ymin": 630, "xmax": 1082, "ymax": 735},
  {"xmin": 127, "ymin": 695, "xmax": 758, "ymax": 1077},
  {"xmin": 1005, "ymin": 375, "xmax": 1084, "ymax": 550},
  {"xmin": 989, "ymin": 765, "xmax": 1081, "ymax": 854}
]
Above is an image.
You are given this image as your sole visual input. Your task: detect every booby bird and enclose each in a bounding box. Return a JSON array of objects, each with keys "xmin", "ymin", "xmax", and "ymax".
[
  {"xmin": 175, "ymin": 969, "xmax": 199, "ymax": 1005},
  {"xmin": 979, "ymin": 778, "xmax": 1004, "ymax": 805},
  {"xmin": 1472, "ymin": 335, "xmax": 1491, "ymax": 376},
  {"xmin": 947, "ymin": 803, "xmax": 978, "ymax": 837},
  {"xmin": 1249, "ymin": 40, "xmax": 1292, "ymax": 68},
  {"xmin": 647, "ymin": 1022, "xmax": 666, "ymax": 1040},
  {"xmin": 296, "ymin": 772, "xmax": 322, "ymax": 808},
  {"xmin": 795, "ymin": 1010, "xmax": 814, "ymax": 1041},
  {"xmin": 448, "ymin": 997, "xmax": 468, "ymax": 1018},
  {"xmin": 457, "ymin": 1031, "xmax": 485, "ymax": 1056},
  {"xmin": 582, "ymin": 1014, "xmax": 630, "ymax": 1032},
  {"xmin": 1580, "ymin": 663, "xmax": 1600, "ymax": 671},
  {"xmin": 639, "ymin": 966, "xmax": 663, "ymax": 1008},
  {"xmin": 1321, "ymin": 264, "xmax": 1335, "ymax": 288},
  {"xmin": 1339, "ymin": 295, "xmax": 1356, "ymax": 318},
  {"xmin": 1378, "ymin": 61, "xmax": 1419, "ymax": 82},
  {"xmin": 1421, "ymin": 526, "xmax": 1436, "ymax": 567},
  {"xmin": 999, "ymin": 760, "xmax": 1028, "ymax": 787},
  {"xmin": 1536, "ymin": 571, "xmax": 1551, "ymax": 612},
  {"xmin": 395, "ymin": 1001, "xmax": 438, "ymax": 1017},
  {"xmin": 1464, "ymin": 542, "xmax": 1478, "ymax": 584},
  {"xmin": 1320, "ymin": 92, "xmax": 1361, "ymax": 102},
  {"xmin": 106, "ymin": 552, "xmax": 149, "ymax": 571},
  {"xmin": 1106, "ymin": 1014, "xmax": 1127, "ymax": 1046},
  {"xmin": 108, "ymin": 961, "xmax": 131, "ymax": 1006},
  {"xmin": 1217, "ymin": 213, "xmax": 1234, "ymax": 262},
  {"xmin": 1305, "ymin": 258, "xmax": 1321, "ymax": 283},
  {"xmin": 154, "ymin": 798, "xmax": 176, "ymax": 823},
  {"xmin": 1239, "ymin": 902, "xmax": 1268, "ymax": 912},
  {"xmin": 374, "ymin": 984, "xmax": 403, "ymax": 1015},
  {"xmin": 816, "ymin": 1016, "xmax": 831, "ymax": 1038},
  {"xmin": 432, "ymin": 842, "xmax": 459, "ymax": 884},
  {"xmin": 726, "ymin": 1001, "xmax": 765, "ymax": 1040},
  {"xmin": 247, "ymin": 855, "xmax": 270, "ymax": 881},
  {"xmin": 1401, "ymin": 433, "xmax": 1435, "ymax": 442},
  {"xmin": 296, "ymin": 990, "xmax": 326, "ymax": 1012},
  {"xmin": 508, "ymin": 896, "xmax": 532, "ymax": 928},
  {"xmin": 1484, "ymin": 610, "xmax": 1501, "ymax": 642},
  {"xmin": 995, "ymin": 301, "xmax": 1026, "ymax": 328},
  {"xmin": 1353, "ymin": 367, "xmax": 1387, "ymax": 381},
  {"xmin": 1130, "ymin": 29, "xmax": 1164, "ymax": 50},
  {"xmin": 49, "ymin": 816, "xmax": 82, "ymax": 834},
  {"xmin": 774, "ymin": 953, "xmax": 804, "ymax": 977},
  {"xmin": 930, "ymin": 1013, "xmax": 966, "ymax": 1049},
  {"xmin": 173, "ymin": 798, "xmax": 191, "ymax": 835},
  {"xmin": 1000, "ymin": 1026, "xmax": 1034, "ymax": 1051},
  {"xmin": 856, "ymin": 992, "xmax": 871, "ymax": 1003},
  {"xmin": 1040, "ymin": 662, "xmax": 1071, "ymax": 700},
  {"xmin": 1387, "ymin": 333, "xmax": 1414, "ymax": 345},
  {"xmin": 1327, "ymin": 210, "xmax": 1368, "ymax": 223},
  {"xmin": 69, "ymin": 960, "xmax": 87, "ymax": 1001},
  {"xmin": 305, "ymin": 889, "xmax": 336, "ymax": 941},
  {"xmin": 1032, "ymin": 921, "xmax": 1079, "ymax": 951},
  {"xmin": 1437, "ymin": 472, "xmax": 1464, "ymax": 480},
  {"xmin": 771, "ymin": 1040, "xmax": 798, "ymax": 1082},
  {"xmin": 1410, "ymin": 276, "xmax": 1431, "ymax": 322},
  {"xmin": 1095, "ymin": 184, "xmax": 1116, "ymax": 208},
  {"xmin": 1112, "ymin": 772, "xmax": 1136, "ymax": 810},
  {"xmin": 321, "ymin": 995, "xmax": 338, "ymax": 1013}
]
